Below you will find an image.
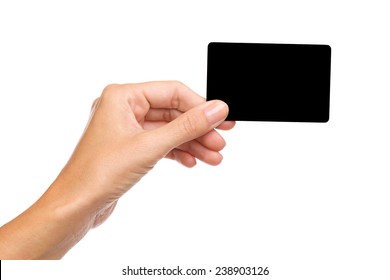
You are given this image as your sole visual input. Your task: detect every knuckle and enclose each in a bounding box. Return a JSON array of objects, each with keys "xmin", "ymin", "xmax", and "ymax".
[
  {"xmin": 162, "ymin": 109, "xmax": 172, "ymax": 122},
  {"xmin": 102, "ymin": 83, "xmax": 120, "ymax": 94},
  {"xmin": 170, "ymin": 80, "xmax": 188, "ymax": 109},
  {"xmin": 101, "ymin": 84, "xmax": 120, "ymax": 101},
  {"xmin": 180, "ymin": 114, "xmax": 199, "ymax": 137},
  {"xmin": 171, "ymin": 91, "xmax": 180, "ymax": 109},
  {"xmin": 101, "ymin": 83, "xmax": 133, "ymax": 103},
  {"xmin": 169, "ymin": 81, "xmax": 184, "ymax": 109}
]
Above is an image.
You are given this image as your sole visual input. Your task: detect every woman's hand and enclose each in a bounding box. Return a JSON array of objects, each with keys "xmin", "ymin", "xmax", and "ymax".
[{"xmin": 0, "ymin": 81, "xmax": 235, "ymax": 259}]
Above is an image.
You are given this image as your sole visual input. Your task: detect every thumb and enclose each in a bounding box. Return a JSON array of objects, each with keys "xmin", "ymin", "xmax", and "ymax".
[{"xmin": 149, "ymin": 100, "xmax": 229, "ymax": 155}]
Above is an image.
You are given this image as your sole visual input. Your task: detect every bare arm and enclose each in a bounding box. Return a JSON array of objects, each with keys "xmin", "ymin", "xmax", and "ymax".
[{"xmin": 0, "ymin": 81, "xmax": 235, "ymax": 259}]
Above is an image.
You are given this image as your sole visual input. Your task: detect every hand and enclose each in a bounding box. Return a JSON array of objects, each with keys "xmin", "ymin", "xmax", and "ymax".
[
  {"xmin": 59, "ymin": 81, "xmax": 235, "ymax": 226},
  {"xmin": 0, "ymin": 81, "xmax": 235, "ymax": 259}
]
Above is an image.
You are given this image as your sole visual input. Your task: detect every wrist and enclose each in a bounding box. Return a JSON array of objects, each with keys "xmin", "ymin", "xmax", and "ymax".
[
  {"xmin": 27, "ymin": 178, "xmax": 96, "ymax": 259},
  {"xmin": 0, "ymin": 178, "xmax": 94, "ymax": 259}
]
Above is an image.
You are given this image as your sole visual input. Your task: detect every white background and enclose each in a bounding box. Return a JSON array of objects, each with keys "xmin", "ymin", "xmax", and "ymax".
[{"xmin": 1, "ymin": 0, "xmax": 389, "ymax": 279}]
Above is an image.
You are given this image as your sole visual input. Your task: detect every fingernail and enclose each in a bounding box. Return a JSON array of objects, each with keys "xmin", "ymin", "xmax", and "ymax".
[{"xmin": 204, "ymin": 101, "xmax": 228, "ymax": 125}]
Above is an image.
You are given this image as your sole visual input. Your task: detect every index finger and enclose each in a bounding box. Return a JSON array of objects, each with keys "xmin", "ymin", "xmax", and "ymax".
[{"xmin": 129, "ymin": 81, "xmax": 206, "ymax": 112}]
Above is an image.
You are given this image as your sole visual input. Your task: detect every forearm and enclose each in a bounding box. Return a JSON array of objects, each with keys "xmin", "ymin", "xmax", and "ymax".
[
  {"xmin": 0, "ymin": 81, "xmax": 233, "ymax": 259},
  {"xmin": 0, "ymin": 178, "xmax": 94, "ymax": 260}
]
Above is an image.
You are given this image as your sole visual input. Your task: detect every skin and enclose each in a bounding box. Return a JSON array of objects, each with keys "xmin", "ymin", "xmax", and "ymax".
[{"xmin": 0, "ymin": 81, "xmax": 235, "ymax": 259}]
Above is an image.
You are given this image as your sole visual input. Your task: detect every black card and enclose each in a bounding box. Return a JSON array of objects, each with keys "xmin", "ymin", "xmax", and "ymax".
[{"xmin": 206, "ymin": 42, "xmax": 331, "ymax": 122}]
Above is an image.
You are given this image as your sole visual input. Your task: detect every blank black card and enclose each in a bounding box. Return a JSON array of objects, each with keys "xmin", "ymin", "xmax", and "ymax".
[{"xmin": 206, "ymin": 42, "xmax": 331, "ymax": 122}]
